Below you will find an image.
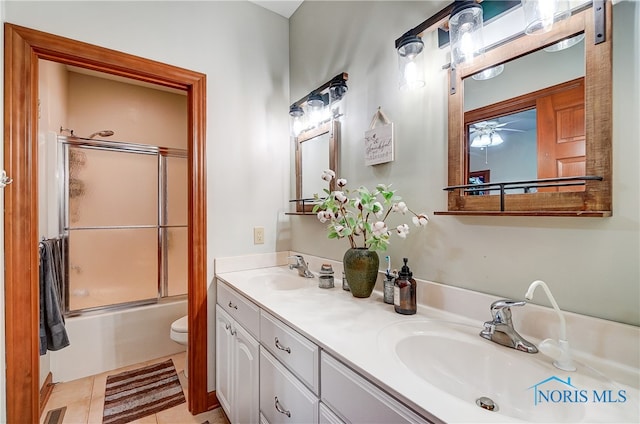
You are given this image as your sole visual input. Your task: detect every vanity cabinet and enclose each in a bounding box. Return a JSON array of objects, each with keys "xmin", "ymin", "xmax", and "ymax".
[
  {"xmin": 216, "ymin": 284, "xmax": 260, "ymax": 424},
  {"xmin": 320, "ymin": 352, "xmax": 431, "ymax": 424},
  {"xmin": 216, "ymin": 278, "xmax": 433, "ymax": 424}
]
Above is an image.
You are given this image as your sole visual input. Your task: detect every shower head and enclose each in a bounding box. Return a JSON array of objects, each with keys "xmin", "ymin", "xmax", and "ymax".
[{"xmin": 88, "ymin": 130, "xmax": 115, "ymax": 139}]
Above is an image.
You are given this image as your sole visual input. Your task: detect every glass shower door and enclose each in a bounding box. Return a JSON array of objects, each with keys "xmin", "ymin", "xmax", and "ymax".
[{"xmin": 65, "ymin": 146, "xmax": 159, "ymax": 311}]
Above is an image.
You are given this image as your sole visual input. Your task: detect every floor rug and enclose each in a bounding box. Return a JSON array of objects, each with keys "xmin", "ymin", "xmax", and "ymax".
[{"xmin": 102, "ymin": 359, "xmax": 185, "ymax": 424}]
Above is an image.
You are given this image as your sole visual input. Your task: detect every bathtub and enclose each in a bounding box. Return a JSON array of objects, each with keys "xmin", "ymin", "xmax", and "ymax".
[{"xmin": 49, "ymin": 299, "xmax": 187, "ymax": 382}]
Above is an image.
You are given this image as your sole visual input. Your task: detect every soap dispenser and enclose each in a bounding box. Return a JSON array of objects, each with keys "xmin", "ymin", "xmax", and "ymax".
[{"xmin": 394, "ymin": 258, "xmax": 416, "ymax": 315}]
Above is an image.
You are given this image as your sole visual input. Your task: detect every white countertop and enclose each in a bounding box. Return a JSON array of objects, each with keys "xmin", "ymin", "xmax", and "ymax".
[{"xmin": 214, "ymin": 253, "xmax": 640, "ymax": 423}]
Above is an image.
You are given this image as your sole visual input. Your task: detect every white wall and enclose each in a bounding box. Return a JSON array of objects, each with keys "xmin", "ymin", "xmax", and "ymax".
[
  {"xmin": 289, "ymin": 1, "xmax": 640, "ymax": 327},
  {"xmin": 2, "ymin": 0, "xmax": 290, "ymax": 397}
]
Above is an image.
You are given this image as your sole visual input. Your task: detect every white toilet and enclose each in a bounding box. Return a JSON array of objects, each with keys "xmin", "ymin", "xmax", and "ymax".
[{"xmin": 170, "ymin": 315, "xmax": 188, "ymax": 377}]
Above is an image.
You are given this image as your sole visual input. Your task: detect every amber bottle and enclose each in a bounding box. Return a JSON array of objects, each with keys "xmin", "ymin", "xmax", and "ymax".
[{"xmin": 394, "ymin": 258, "xmax": 416, "ymax": 315}]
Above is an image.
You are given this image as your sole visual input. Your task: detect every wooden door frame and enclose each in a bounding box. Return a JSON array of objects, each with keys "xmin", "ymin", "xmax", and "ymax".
[{"xmin": 4, "ymin": 23, "xmax": 209, "ymax": 421}]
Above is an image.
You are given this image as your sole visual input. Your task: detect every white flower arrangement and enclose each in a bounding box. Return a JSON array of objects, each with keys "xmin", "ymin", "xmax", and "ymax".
[{"xmin": 312, "ymin": 169, "xmax": 428, "ymax": 252}]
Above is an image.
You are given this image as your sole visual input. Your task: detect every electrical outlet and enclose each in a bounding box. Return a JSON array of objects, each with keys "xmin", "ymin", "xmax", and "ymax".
[{"xmin": 254, "ymin": 227, "xmax": 265, "ymax": 244}]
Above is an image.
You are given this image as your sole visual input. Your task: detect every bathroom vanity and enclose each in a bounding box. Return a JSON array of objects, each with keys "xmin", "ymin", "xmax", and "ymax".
[{"xmin": 214, "ymin": 252, "xmax": 639, "ymax": 423}]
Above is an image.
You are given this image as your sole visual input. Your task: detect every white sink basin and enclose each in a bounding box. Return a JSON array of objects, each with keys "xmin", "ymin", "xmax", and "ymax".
[
  {"xmin": 247, "ymin": 268, "xmax": 316, "ymax": 291},
  {"xmin": 378, "ymin": 320, "xmax": 639, "ymax": 423}
]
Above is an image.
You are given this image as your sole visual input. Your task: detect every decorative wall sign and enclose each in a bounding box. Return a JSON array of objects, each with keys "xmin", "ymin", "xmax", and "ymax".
[{"xmin": 364, "ymin": 107, "xmax": 394, "ymax": 166}]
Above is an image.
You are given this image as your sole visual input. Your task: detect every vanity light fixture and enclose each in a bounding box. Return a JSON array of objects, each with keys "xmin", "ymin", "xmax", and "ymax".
[
  {"xmin": 307, "ymin": 92, "xmax": 328, "ymax": 125},
  {"xmin": 449, "ymin": 0, "xmax": 485, "ymax": 69},
  {"xmin": 289, "ymin": 72, "xmax": 348, "ymax": 136},
  {"xmin": 394, "ymin": 1, "xmax": 522, "ymax": 87},
  {"xmin": 396, "ymin": 32, "xmax": 425, "ymax": 90},
  {"xmin": 521, "ymin": 0, "xmax": 571, "ymax": 35},
  {"xmin": 329, "ymin": 78, "xmax": 348, "ymax": 103},
  {"xmin": 289, "ymin": 105, "xmax": 305, "ymax": 137}
]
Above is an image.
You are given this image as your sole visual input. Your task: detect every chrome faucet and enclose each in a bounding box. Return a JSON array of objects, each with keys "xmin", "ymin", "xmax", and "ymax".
[
  {"xmin": 479, "ymin": 299, "xmax": 538, "ymax": 353},
  {"xmin": 288, "ymin": 255, "xmax": 314, "ymax": 278}
]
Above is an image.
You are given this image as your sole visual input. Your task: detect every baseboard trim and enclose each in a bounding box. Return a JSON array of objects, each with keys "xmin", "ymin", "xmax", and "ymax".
[
  {"xmin": 39, "ymin": 372, "xmax": 55, "ymax": 416},
  {"xmin": 207, "ymin": 390, "xmax": 221, "ymax": 411}
]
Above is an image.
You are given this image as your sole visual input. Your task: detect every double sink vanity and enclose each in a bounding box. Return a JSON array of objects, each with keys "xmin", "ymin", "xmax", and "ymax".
[{"xmin": 214, "ymin": 252, "xmax": 639, "ymax": 423}]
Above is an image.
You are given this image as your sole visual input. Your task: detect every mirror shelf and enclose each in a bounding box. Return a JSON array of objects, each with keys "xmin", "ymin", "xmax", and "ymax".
[{"xmin": 440, "ymin": 2, "xmax": 612, "ymax": 217}]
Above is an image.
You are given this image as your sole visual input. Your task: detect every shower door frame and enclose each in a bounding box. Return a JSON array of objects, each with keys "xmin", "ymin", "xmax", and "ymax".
[
  {"xmin": 4, "ymin": 23, "xmax": 210, "ymax": 421},
  {"xmin": 60, "ymin": 137, "xmax": 189, "ymax": 314}
]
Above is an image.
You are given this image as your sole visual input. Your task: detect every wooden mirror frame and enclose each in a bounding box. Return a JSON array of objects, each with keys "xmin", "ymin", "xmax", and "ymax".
[
  {"xmin": 294, "ymin": 121, "xmax": 339, "ymax": 213},
  {"xmin": 441, "ymin": 2, "xmax": 612, "ymax": 217},
  {"xmin": 4, "ymin": 23, "xmax": 210, "ymax": 421}
]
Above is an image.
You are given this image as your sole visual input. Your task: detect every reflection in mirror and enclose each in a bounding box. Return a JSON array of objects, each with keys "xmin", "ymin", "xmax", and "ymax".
[
  {"xmin": 301, "ymin": 131, "xmax": 329, "ymax": 198},
  {"xmin": 294, "ymin": 121, "xmax": 339, "ymax": 213},
  {"xmin": 468, "ymin": 109, "xmax": 537, "ymax": 194},
  {"xmin": 443, "ymin": 2, "xmax": 612, "ymax": 215},
  {"xmin": 464, "ymin": 32, "xmax": 585, "ymax": 195},
  {"xmin": 464, "ymin": 34, "xmax": 584, "ymax": 112}
]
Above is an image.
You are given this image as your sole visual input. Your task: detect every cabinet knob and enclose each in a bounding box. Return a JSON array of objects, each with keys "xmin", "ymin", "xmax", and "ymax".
[{"xmin": 274, "ymin": 396, "xmax": 291, "ymax": 418}]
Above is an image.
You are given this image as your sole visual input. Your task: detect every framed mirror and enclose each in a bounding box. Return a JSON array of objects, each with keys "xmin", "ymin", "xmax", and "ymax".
[
  {"xmin": 293, "ymin": 121, "xmax": 339, "ymax": 213},
  {"xmin": 442, "ymin": 2, "xmax": 612, "ymax": 216}
]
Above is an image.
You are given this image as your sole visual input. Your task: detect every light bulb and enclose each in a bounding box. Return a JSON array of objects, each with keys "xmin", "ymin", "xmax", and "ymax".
[
  {"xmin": 478, "ymin": 133, "xmax": 491, "ymax": 147},
  {"xmin": 403, "ymin": 61, "xmax": 425, "ymax": 90},
  {"xmin": 292, "ymin": 117, "xmax": 304, "ymax": 137}
]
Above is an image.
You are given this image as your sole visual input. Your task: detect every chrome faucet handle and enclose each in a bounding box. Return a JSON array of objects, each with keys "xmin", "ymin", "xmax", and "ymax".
[
  {"xmin": 490, "ymin": 299, "xmax": 525, "ymax": 325},
  {"xmin": 287, "ymin": 255, "xmax": 304, "ymax": 268},
  {"xmin": 481, "ymin": 299, "xmax": 538, "ymax": 354},
  {"xmin": 287, "ymin": 255, "xmax": 314, "ymax": 278}
]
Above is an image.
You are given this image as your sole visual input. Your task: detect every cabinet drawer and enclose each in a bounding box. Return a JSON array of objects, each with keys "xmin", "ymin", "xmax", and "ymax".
[
  {"xmin": 260, "ymin": 311, "xmax": 320, "ymax": 394},
  {"xmin": 260, "ymin": 347, "xmax": 318, "ymax": 424},
  {"xmin": 217, "ymin": 280, "xmax": 260, "ymax": 338},
  {"xmin": 321, "ymin": 352, "xmax": 431, "ymax": 424}
]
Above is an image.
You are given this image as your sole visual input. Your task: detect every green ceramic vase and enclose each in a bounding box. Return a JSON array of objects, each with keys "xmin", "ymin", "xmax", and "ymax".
[{"xmin": 343, "ymin": 248, "xmax": 379, "ymax": 298}]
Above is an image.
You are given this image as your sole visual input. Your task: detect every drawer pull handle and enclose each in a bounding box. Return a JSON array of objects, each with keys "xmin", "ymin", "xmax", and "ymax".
[
  {"xmin": 274, "ymin": 396, "xmax": 291, "ymax": 418},
  {"xmin": 224, "ymin": 323, "xmax": 236, "ymax": 336},
  {"xmin": 228, "ymin": 301, "xmax": 238, "ymax": 310},
  {"xmin": 274, "ymin": 337, "xmax": 291, "ymax": 354}
]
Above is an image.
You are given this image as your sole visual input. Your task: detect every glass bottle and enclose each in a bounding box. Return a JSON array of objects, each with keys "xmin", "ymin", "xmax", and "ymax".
[{"xmin": 394, "ymin": 258, "xmax": 416, "ymax": 315}]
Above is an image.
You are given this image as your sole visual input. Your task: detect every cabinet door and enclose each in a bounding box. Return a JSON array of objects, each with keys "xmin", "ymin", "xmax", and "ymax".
[
  {"xmin": 215, "ymin": 308, "xmax": 234, "ymax": 419},
  {"xmin": 233, "ymin": 322, "xmax": 260, "ymax": 424}
]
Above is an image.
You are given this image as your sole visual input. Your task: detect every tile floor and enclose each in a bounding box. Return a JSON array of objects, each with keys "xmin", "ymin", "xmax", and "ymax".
[{"xmin": 40, "ymin": 352, "xmax": 230, "ymax": 424}]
